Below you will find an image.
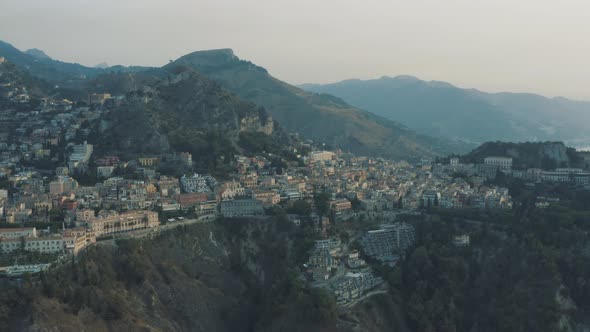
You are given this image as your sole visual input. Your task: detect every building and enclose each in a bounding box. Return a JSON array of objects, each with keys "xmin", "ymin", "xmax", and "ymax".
[
  {"xmin": 220, "ymin": 199, "xmax": 264, "ymax": 217},
  {"xmin": 179, "ymin": 152, "xmax": 192, "ymax": 167},
  {"xmin": 421, "ymin": 190, "xmax": 440, "ymax": 207},
  {"xmin": 453, "ymin": 234, "xmax": 470, "ymax": 247},
  {"xmin": 220, "ymin": 181, "xmax": 247, "ymax": 200},
  {"xmin": 0, "ymin": 227, "xmax": 37, "ymax": 239},
  {"xmin": 195, "ymin": 200, "xmax": 218, "ymax": 219},
  {"xmin": 55, "ymin": 167, "xmax": 69, "ymax": 176},
  {"xmin": 252, "ymin": 190, "xmax": 281, "ymax": 206},
  {"xmin": 86, "ymin": 210, "xmax": 159, "ymax": 237},
  {"xmin": 331, "ymin": 271, "xmax": 383, "ymax": 305},
  {"xmin": 450, "ymin": 157, "xmax": 460, "ymax": 166},
  {"xmin": 484, "ymin": 157, "xmax": 513, "ymax": 170},
  {"xmin": 64, "ymin": 227, "xmax": 96, "ymax": 245},
  {"xmin": 330, "ymin": 199, "xmax": 352, "ymax": 212},
  {"xmin": 540, "ymin": 171, "xmax": 571, "ymax": 183},
  {"xmin": 181, "ymin": 173, "xmax": 215, "ymax": 193},
  {"xmin": 49, "ymin": 176, "xmax": 78, "ymax": 195},
  {"xmin": 69, "ymin": 141, "xmax": 93, "ymax": 171},
  {"xmin": 76, "ymin": 209, "xmax": 95, "ymax": 222},
  {"xmin": 360, "ymin": 223, "xmax": 415, "ymax": 260},
  {"xmin": 90, "ymin": 93, "xmax": 111, "ymax": 105},
  {"xmin": 138, "ymin": 157, "xmax": 159, "ymax": 168},
  {"xmin": 175, "ymin": 192, "xmax": 208, "ymax": 209},
  {"xmin": 315, "ymin": 238, "xmax": 341, "ymax": 252},
  {"xmin": 0, "ymin": 229, "xmax": 87, "ymax": 255},
  {"xmin": 97, "ymin": 166, "xmax": 115, "ymax": 178},
  {"xmin": 2, "ymin": 264, "xmax": 50, "ymax": 276},
  {"xmin": 309, "ymin": 151, "xmax": 334, "ymax": 163}
]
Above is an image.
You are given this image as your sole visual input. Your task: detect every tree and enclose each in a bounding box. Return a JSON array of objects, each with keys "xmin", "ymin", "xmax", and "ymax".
[
  {"xmin": 289, "ymin": 200, "xmax": 312, "ymax": 216},
  {"xmin": 314, "ymin": 192, "xmax": 331, "ymax": 217}
]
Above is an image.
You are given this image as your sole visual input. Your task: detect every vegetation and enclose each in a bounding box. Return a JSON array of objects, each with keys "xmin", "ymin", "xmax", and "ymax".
[
  {"xmin": 218, "ymin": 216, "xmax": 334, "ymax": 330},
  {"xmin": 0, "ymin": 219, "xmax": 335, "ymax": 331},
  {"xmin": 464, "ymin": 141, "xmax": 583, "ymax": 169},
  {"xmin": 0, "ymin": 250, "xmax": 59, "ymax": 266},
  {"xmin": 167, "ymin": 50, "xmax": 462, "ymax": 161},
  {"xmin": 374, "ymin": 188, "xmax": 590, "ymax": 331}
]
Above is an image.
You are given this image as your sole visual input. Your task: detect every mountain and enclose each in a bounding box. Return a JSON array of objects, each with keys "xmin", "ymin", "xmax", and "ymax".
[
  {"xmin": 0, "ymin": 40, "xmax": 101, "ymax": 84},
  {"xmin": 0, "ymin": 54, "xmax": 287, "ymax": 174},
  {"xmin": 165, "ymin": 50, "xmax": 469, "ymax": 161},
  {"xmin": 300, "ymin": 76, "xmax": 590, "ymax": 147},
  {"xmin": 24, "ymin": 48, "xmax": 51, "ymax": 60},
  {"xmin": 0, "ymin": 41, "xmax": 469, "ymax": 160},
  {"xmin": 0, "ymin": 41, "xmax": 150, "ymax": 87},
  {"xmin": 0, "ymin": 218, "xmax": 406, "ymax": 332},
  {"xmin": 94, "ymin": 67, "xmax": 286, "ymax": 174},
  {"xmin": 0, "ymin": 58, "xmax": 52, "ymax": 108},
  {"xmin": 462, "ymin": 141, "xmax": 588, "ymax": 170}
]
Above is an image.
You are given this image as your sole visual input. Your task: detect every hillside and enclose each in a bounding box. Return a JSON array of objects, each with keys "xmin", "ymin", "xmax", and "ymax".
[
  {"xmin": 300, "ymin": 76, "xmax": 590, "ymax": 147},
  {"xmin": 0, "ymin": 59, "xmax": 52, "ymax": 109},
  {"xmin": 165, "ymin": 50, "xmax": 468, "ymax": 161},
  {"xmin": 94, "ymin": 68, "xmax": 288, "ymax": 173},
  {"xmin": 0, "ymin": 41, "xmax": 149, "ymax": 87},
  {"xmin": 463, "ymin": 141, "xmax": 585, "ymax": 170},
  {"xmin": 0, "ymin": 41, "xmax": 470, "ymax": 161},
  {"xmin": 4, "ymin": 204, "xmax": 590, "ymax": 331},
  {"xmin": 0, "ymin": 219, "xmax": 407, "ymax": 332}
]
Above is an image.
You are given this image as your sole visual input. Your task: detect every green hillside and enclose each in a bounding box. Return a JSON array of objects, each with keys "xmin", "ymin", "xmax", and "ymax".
[{"xmin": 166, "ymin": 50, "xmax": 469, "ymax": 161}]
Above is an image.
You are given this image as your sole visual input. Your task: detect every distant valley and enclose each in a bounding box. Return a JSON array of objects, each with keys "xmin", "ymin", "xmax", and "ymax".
[{"xmin": 300, "ymin": 76, "xmax": 590, "ymax": 148}]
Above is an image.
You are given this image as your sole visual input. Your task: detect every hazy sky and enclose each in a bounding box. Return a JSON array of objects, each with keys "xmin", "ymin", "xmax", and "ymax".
[{"xmin": 1, "ymin": 0, "xmax": 589, "ymax": 99}]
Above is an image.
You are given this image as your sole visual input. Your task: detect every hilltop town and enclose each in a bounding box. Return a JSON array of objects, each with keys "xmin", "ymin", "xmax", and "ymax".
[{"xmin": 5, "ymin": 59, "xmax": 590, "ymax": 308}]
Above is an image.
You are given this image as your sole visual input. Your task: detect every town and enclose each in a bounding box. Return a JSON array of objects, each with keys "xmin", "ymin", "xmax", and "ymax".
[{"xmin": 2, "ymin": 63, "xmax": 590, "ymax": 306}]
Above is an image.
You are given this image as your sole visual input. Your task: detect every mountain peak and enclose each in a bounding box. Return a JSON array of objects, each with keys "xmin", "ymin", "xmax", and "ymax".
[
  {"xmin": 387, "ymin": 75, "xmax": 420, "ymax": 81},
  {"xmin": 25, "ymin": 48, "xmax": 51, "ymax": 60},
  {"xmin": 173, "ymin": 48, "xmax": 237, "ymax": 67}
]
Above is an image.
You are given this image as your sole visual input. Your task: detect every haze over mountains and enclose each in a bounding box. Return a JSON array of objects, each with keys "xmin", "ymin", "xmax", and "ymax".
[
  {"xmin": 0, "ymin": 40, "xmax": 467, "ymax": 161},
  {"xmin": 301, "ymin": 76, "xmax": 590, "ymax": 148},
  {"xmin": 4, "ymin": 38, "xmax": 589, "ymax": 161}
]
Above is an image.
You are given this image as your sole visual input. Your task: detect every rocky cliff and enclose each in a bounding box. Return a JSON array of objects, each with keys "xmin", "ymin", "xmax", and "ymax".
[
  {"xmin": 0, "ymin": 219, "xmax": 404, "ymax": 332},
  {"xmin": 464, "ymin": 141, "xmax": 582, "ymax": 169}
]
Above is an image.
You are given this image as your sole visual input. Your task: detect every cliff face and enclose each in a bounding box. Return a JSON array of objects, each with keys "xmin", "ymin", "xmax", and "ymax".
[
  {"xmin": 240, "ymin": 114, "xmax": 274, "ymax": 135},
  {"xmin": 166, "ymin": 49, "xmax": 469, "ymax": 161},
  {"xmin": 96, "ymin": 69, "xmax": 280, "ymax": 162},
  {"xmin": 465, "ymin": 141, "xmax": 582, "ymax": 169},
  {"xmin": 1, "ymin": 220, "xmax": 403, "ymax": 332},
  {"xmin": 9, "ymin": 224, "xmax": 251, "ymax": 332},
  {"xmin": 540, "ymin": 142, "xmax": 570, "ymax": 165}
]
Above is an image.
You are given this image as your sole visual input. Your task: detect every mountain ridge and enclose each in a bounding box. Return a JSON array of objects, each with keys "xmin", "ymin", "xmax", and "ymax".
[
  {"xmin": 0, "ymin": 40, "xmax": 470, "ymax": 160},
  {"xmin": 299, "ymin": 76, "xmax": 590, "ymax": 147},
  {"xmin": 165, "ymin": 49, "xmax": 466, "ymax": 160}
]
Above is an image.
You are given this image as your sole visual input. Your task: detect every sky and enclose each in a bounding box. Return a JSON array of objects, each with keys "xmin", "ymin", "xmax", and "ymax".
[{"xmin": 1, "ymin": 0, "xmax": 590, "ymax": 99}]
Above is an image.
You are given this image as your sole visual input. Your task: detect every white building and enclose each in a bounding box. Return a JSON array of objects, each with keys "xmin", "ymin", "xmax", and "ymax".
[
  {"xmin": 181, "ymin": 173, "xmax": 215, "ymax": 193},
  {"xmin": 453, "ymin": 234, "xmax": 470, "ymax": 247},
  {"xmin": 220, "ymin": 199, "xmax": 264, "ymax": 217},
  {"xmin": 484, "ymin": 157, "xmax": 513, "ymax": 170},
  {"xmin": 0, "ymin": 227, "xmax": 37, "ymax": 239},
  {"xmin": 0, "ymin": 235, "xmax": 86, "ymax": 255},
  {"xmin": 49, "ymin": 176, "xmax": 78, "ymax": 194},
  {"xmin": 309, "ymin": 151, "xmax": 334, "ymax": 163},
  {"xmin": 86, "ymin": 210, "xmax": 159, "ymax": 237},
  {"xmin": 68, "ymin": 141, "xmax": 93, "ymax": 171},
  {"xmin": 220, "ymin": 181, "xmax": 247, "ymax": 200}
]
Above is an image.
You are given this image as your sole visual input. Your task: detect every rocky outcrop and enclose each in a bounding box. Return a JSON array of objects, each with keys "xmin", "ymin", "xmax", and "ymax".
[{"xmin": 465, "ymin": 141, "xmax": 581, "ymax": 169}]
